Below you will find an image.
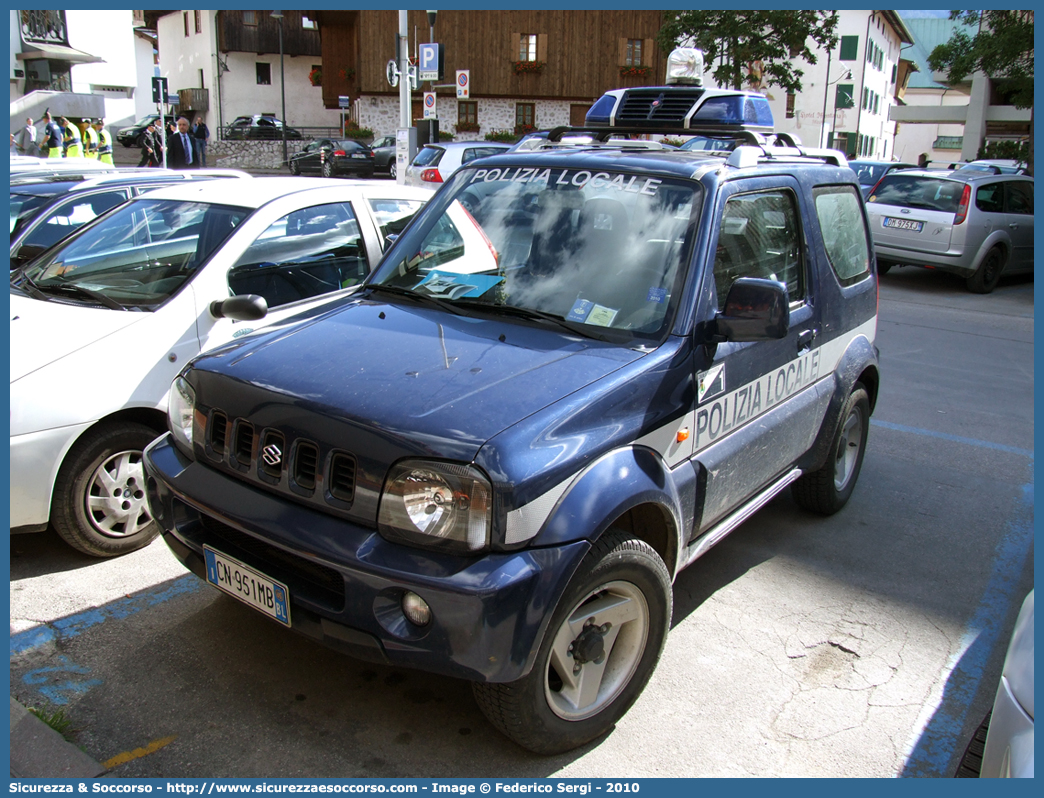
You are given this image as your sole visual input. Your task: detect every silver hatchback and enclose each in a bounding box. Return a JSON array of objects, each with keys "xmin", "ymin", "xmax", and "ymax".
[{"xmin": 866, "ymin": 170, "xmax": 1033, "ymax": 293}]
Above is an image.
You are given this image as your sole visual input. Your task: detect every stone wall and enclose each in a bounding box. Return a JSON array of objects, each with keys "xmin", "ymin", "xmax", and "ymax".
[
  {"xmin": 209, "ymin": 140, "xmax": 293, "ymax": 170},
  {"xmin": 356, "ymin": 96, "xmax": 576, "ymax": 142}
]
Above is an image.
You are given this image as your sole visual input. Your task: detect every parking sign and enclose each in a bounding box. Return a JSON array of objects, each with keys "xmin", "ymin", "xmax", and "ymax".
[
  {"xmin": 456, "ymin": 70, "xmax": 470, "ymax": 99},
  {"xmin": 418, "ymin": 42, "xmax": 444, "ymax": 81},
  {"xmin": 423, "ymin": 92, "xmax": 437, "ymax": 120}
]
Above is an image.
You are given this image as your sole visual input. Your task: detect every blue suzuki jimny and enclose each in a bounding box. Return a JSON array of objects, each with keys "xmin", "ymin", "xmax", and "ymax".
[{"xmin": 145, "ymin": 49, "xmax": 881, "ymax": 754}]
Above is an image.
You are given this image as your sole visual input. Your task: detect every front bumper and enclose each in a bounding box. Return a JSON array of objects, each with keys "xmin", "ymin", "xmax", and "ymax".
[
  {"xmin": 144, "ymin": 434, "xmax": 588, "ymax": 683},
  {"xmin": 10, "ymin": 422, "xmax": 91, "ymax": 530}
]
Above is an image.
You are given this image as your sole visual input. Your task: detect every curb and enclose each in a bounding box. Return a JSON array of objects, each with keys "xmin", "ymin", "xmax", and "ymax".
[{"xmin": 9, "ymin": 697, "xmax": 105, "ymax": 779}]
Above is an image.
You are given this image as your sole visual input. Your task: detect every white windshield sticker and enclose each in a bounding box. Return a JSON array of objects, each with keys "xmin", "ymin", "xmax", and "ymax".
[{"xmin": 469, "ymin": 168, "xmax": 663, "ymax": 196}]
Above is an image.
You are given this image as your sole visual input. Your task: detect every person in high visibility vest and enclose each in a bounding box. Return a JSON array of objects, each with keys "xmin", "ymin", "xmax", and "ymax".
[
  {"xmin": 41, "ymin": 112, "xmax": 63, "ymax": 158},
  {"xmin": 84, "ymin": 120, "xmax": 99, "ymax": 159},
  {"xmin": 61, "ymin": 118, "xmax": 84, "ymax": 158},
  {"xmin": 93, "ymin": 119, "xmax": 114, "ymax": 165}
]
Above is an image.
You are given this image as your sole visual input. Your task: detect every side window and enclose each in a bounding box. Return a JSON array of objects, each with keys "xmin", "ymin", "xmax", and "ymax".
[
  {"xmin": 1005, "ymin": 181, "xmax": 1033, "ymax": 215},
  {"xmin": 713, "ymin": 189, "xmax": 803, "ymax": 311},
  {"xmin": 975, "ymin": 183, "xmax": 1004, "ymax": 213},
  {"xmin": 367, "ymin": 198, "xmax": 426, "ymax": 240},
  {"xmin": 228, "ymin": 202, "xmax": 370, "ymax": 308},
  {"xmin": 23, "ymin": 191, "xmax": 128, "ymax": 251},
  {"xmin": 812, "ymin": 185, "xmax": 872, "ymax": 285}
]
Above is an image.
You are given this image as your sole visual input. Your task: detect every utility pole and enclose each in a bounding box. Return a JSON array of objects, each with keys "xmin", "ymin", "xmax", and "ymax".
[{"xmin": 399, "ymin": 10, "xmax": 410, "ymax": 130}]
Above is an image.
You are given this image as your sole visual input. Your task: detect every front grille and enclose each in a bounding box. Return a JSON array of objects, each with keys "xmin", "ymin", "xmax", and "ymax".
[
  {"xmin": 293, "ymin": 442, "xmax": 319, "ymax": 491},
  {"xmin": 616, "ymin": 89, "xmax": 705, "ymax": 127},
  {"xmin": 210, "ymin": 411, "xmax": 228, "ymax": 456},
  {"xmin": 329, "ymin": 453, "xmax": 357, "ymax": 503},
  {"xmin": 197, "ymin": 514, "xmax": 345, "ymax": 611},
  {"xmin": 233, "ymin": 420, "xmax": 254, "ymax": 467}
]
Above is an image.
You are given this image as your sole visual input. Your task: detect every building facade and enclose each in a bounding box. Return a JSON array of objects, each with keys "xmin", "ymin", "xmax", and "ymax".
[
  {"xmin": 155, "ymin": 10, "xmax": 338, "ymax": 134},
  {"xmin": 313, "ymin": 10, "xmax": 667, "ymax": 140}
]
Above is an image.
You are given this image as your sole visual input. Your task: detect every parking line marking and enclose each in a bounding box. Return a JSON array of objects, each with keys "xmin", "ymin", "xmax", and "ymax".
[
  {"xmin": 10, "ymin": 575, "xmax": 202, "ymax": 657},
  {"xmin": 102, "ymin": 735, "xmax": 177, "ymax": 770},
  {"xmin": 871, "ymin": 419, "xmax": 1034, "ymax": 459}
]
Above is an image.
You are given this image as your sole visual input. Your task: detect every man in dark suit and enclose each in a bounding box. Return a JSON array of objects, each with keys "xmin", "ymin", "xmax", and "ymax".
[{"xmin": 166, "ymin": 116, "xmax": 199, "ymax": 169}]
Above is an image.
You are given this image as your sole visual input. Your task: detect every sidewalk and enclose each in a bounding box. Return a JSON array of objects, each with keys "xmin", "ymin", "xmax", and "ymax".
[{"xmin": 9, "ymin": 697, "xmax": 105, "ymax": 778}]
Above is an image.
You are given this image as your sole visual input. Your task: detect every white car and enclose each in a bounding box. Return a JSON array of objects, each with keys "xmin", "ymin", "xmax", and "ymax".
[
  {"xmin": 10, "ymin": 177, "xmax": 432, "ymax": 557},
  {"xmin": 404, "ymin": 141, "xmax": 511, "ymax": 187}
]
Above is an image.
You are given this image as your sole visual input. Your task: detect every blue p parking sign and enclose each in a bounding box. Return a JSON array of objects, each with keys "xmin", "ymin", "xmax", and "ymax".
[{"xmin": 418, "ymin": 42, "xmax": 443, "ymax": 81}]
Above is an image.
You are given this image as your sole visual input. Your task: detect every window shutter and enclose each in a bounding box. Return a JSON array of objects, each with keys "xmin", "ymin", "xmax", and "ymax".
[
  {"xmin": 537, "ymin": 33, "xmax": 548, "ymax": 63},
  {"xmin": 511, "ymin": 32, "xmax": 520, "ymax": 62},
  {"xmin": 839, "ymin": 35, "xmax": 858, "ymax": 61},
  {"xmin": 619, "ymin": 38, "xmax": 627, "ymax": 65},
  {"xmin": 643, "ymin": 38, "xmax": 654, "ymax": 66}
]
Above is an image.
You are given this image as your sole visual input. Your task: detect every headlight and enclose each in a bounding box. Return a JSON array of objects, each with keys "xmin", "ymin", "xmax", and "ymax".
[
  {"xmin": 378, "ymin": 460, "xmax": 492, "ymax": 554},
  {"xmin": 167, "ymin": 376, "xmax": 196, "ymax": 451}
]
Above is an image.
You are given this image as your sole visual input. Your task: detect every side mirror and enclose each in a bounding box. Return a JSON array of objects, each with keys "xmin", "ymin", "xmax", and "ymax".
[
  {"xmin": 712, "ymin": 278, "xmax": 789, "ymax": 342},
  {"xmin": 210, "ymin": 294, "xmax": 268, "ymax": 321}
]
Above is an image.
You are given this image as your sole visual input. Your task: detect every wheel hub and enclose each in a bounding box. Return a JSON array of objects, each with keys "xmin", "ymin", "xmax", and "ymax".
[{"xmin": 569, "ymin": 621, "xmax": 610, "ymax": 666}]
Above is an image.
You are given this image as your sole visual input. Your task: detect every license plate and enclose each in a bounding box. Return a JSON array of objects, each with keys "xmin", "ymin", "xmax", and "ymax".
[
  {"xmin": 351, "ymin": 153, "xmax": 368, "ymax": 159},
  {"xmin": 204, "ymin": 546, "xmax": 291, "ymax": 626},
  {"xmin": 884, "ymin": 217, "xmax": 923, "ymax": 232}
]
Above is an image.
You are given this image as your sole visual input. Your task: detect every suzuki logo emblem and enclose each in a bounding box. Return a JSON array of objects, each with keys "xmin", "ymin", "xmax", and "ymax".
[{"xmin": 262, "ymin": 444, "xmax": 282, "ymax": 467}]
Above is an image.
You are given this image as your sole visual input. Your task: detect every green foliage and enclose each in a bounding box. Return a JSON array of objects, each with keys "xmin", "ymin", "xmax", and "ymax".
[
  {"xmin": 657, "ymin": 11, "xmax": 838, "ymax": 93},
  {"xmin": 343, "ymin": 122, "xmax": 374, "ymax": 140},
  {"xmin": 28, "ymin": 707, "xmax": 75, "ymax": 738},
  {"xmin": 484, "ymin": 129, "xmax": 516, "ymax": 143},
  {"xmin": 927, "ymin": 12, "xmax": 1033, "ymax": 109},
  {"xmin": 928, "ymin": 11, "xmax": 1034, "ymax": 175},
  {"xmin": 976, "ymin": 139, "xmax": 1030, "ymax": 164}
]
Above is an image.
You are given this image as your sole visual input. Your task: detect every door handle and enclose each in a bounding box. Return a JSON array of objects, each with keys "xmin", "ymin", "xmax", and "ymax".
[
  {"xmin": 797, "ymin": 328, "xmax": 817, "ymax": 352},
  {"xmin": 1009, "ymin": 223, "xmax": 1019, "ymax": 229}
]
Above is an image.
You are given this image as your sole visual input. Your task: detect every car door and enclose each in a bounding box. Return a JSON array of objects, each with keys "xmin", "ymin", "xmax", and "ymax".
[
  {"xmin": 691, "ymin": 177, "xmax": 826, "ymax": 533},
  {"xmin": 10, "ymin": 188, "xmax": 132, "ymax": 268},
  {"xmin": 1002, "ymin": 179, "xmax": 1033, "ymax": 272},
  {"xmin": 194, "ymin": 198, "xmax": 383, "ymax": 353}
]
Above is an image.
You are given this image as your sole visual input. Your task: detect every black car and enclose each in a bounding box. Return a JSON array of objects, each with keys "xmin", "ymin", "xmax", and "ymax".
[
  {"xmin": 226, "ymin": 115, "xmax": 303, "ymax": 141},
  {"xmin": 288, "ymin": 139, "xmax": 375, "ymax": 178},
  {"xmin": 370, "ymin": 134, "xmax": 397, "ymax": 178},
  {"xmin": 115, "ymin": 114, "xmax": 177, "ymax": 148}
]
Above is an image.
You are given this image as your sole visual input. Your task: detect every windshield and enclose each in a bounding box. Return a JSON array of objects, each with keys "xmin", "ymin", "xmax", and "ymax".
[
  {"xmin": 850, "ymin": 162, "xmax": 888, "ymax": 186},
  {"xmin": 369, "ymin": 166, "xmax": 700, "ymax": 341},
  {"xmin": 14, "ymin": 198, "xmax": 250, "ymax": 310}
]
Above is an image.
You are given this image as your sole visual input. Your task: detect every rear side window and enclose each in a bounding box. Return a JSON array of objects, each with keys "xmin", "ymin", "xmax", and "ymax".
[
  {"xmin": 869, "ymin": 175, "xmax": 964, "ymax": 213},
  {"xmin": 412, "ymin": 147, "xmax": 442, "ymax": 167},
  {"xmin": 712, "ymin": 189, "xmax": 804, "ymax": 311},
  {"xmin": 813, "ymin": 185, "xmax": 871, "ymax": 285},
  {"xmin": 975, "ymin": 183, "xmax": 1004, "ymax": 213}
]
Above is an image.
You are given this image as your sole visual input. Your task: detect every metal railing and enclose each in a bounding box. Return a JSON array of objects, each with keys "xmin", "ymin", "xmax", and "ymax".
[{"xmin": 218, "ymin": 125, "xmax": 347, "ymax": 143}]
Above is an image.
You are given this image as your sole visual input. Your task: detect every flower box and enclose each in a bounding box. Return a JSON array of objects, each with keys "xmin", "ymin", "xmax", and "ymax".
[
  {"xmin": 513, "ymin": 60, "xmax": 546, "ymax": 75},
  {"xmin": 618, "ymin": 64, "xmax": 651, "ymax": 79}
]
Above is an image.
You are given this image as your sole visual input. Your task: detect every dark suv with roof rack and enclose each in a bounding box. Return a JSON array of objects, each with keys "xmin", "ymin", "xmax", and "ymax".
[{"xmin": 144, "ymin": 47, "xmax": 881, "ymax": 755}]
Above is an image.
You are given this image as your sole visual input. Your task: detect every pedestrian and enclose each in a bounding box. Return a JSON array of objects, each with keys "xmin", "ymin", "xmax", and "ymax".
[
  {"xmin": 14, "ymin": 117, "xmax": 38, "ymax": 156},
  {"xmin": 93, "ymin": 119, "xmax": 114, "ymax": 165},
  {"xmin": 61, "ymin": 117, "xmax": 84, "ymax": 158},
  {"xmin": 166, "ymin": 116, "xmax": 198, "ymax": 169},
  {"xmin": 137, "ymin": 121, "xmax": 158, "ymax": 167},
  {"xmin": 40, "ymin": 112, "xmax": 63, "ymax": 158},
  {"xmin": 153, "ymin": 122, "xmax": 167, "ymax": 167},
  {"xmin": 84, "ymin": 118, "xmax": 99, "ymax": 159},
  {"xmin": 10, "ymin": 133, "xmax": 17, "ymax": 155},
  {"xmin": 192, "ymin": 115, "xmax": 210, "ymax": 168}
]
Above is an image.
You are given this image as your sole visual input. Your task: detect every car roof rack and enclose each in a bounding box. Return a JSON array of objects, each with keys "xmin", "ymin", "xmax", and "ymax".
[{"xmin": 726, "ymin": 140, "xmax": 848, "ymax": 169}]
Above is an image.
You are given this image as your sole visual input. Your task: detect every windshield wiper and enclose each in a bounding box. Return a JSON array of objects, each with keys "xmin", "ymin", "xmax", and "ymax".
[
  {"xmin": 366, "ymin": 283, "xmax": 470, "ymax": 316},
  {"xmin": 35, "ymin": 282, "xmax": 126, "ymax": 311},
  {"xmin": 10, "ymin": 270, "xmax": 52, "ymax": 302},
  {"xmin": 451, "ymin": 300, "xmax": 613, "ymax": 341}
]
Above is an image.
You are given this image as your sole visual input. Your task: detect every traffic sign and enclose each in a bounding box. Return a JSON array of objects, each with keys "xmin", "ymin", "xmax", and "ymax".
[
  {"xmin": 386, "ymin": 59, "xmax": 399, "ymax": 88},
  {"xmin": 418, "ymin": 42, "xmax": 444, "ymax": 81},
  {"xmin": 456, "ymin": 70, "xmax": 470, "ymax": 99},
  {"xmin": 338, "ymin": 95, "xmax": 352, "ymax": 109},
  {"xmin": 423, "ymin": 91, "xmax": 437, "ymax": 120},
  {"xmin": 151, "ymin": 75, "xmax": 168, "ymax": 104}
]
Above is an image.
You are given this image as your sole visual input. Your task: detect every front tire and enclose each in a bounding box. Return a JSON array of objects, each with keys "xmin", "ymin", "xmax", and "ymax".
[
  {"xmin": 966, "ymin": 246, "xmax": 1005, "ymax": 294},
  {"xmin": 472, "ymin": 529, "xmax": 671, "ymax": 754},
  {"xmin": 389, "ymin": 162, "xmax": 397, "ymax": 180},
  {"xmin": 322, "ymin": 160, "xmax": 334, "ymax": 178},
  {"xmin": 288, "ymin": 159, "xmax": 301, "ymax": 175},
  {"xmin": 792, "ymin": 383, "xmax": 870, "ymax": 515},
  {"xmin": 51, "ymin": 422, "xmax": 163, "ymax": 557}
]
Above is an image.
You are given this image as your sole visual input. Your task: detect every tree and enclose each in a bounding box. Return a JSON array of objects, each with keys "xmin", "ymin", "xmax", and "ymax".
[
  {"xmin": 656, "ymin": 11, "xmax": 839, "ymax": 94},
  {"xmin": 927, "ymin": 11, "xmax": 1034, "ymax": 175}
]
